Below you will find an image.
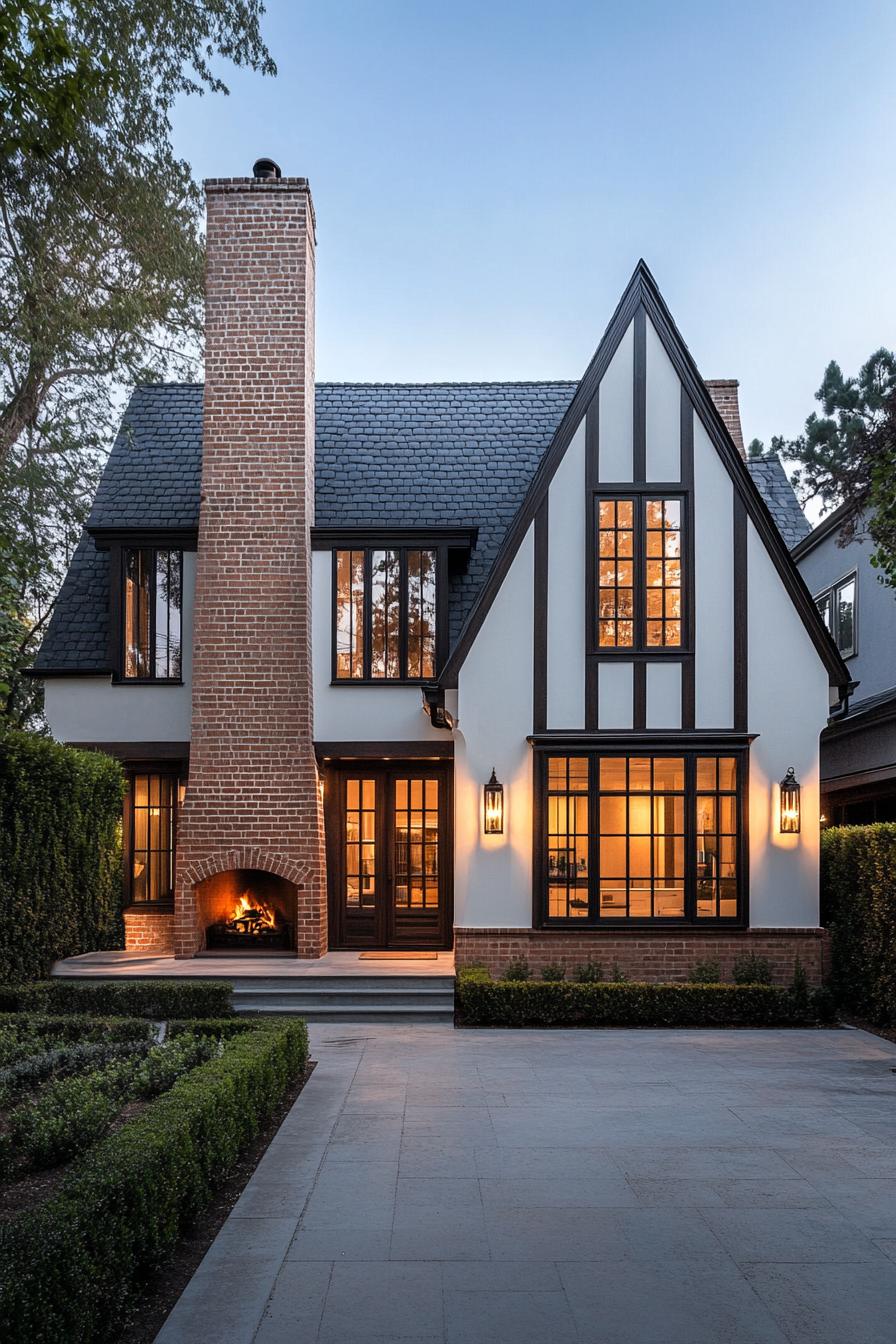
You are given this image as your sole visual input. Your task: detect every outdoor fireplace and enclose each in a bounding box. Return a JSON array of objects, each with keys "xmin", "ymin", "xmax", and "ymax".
[{"xmin": 195, "ymin": 868, "xmax": 297, "ymax": 954}]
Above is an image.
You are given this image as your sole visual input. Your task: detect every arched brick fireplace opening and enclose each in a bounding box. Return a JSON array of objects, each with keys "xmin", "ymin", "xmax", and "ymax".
[{"xmin": 194, "ymin": 868, "xmax": 298, "ymax": 955}]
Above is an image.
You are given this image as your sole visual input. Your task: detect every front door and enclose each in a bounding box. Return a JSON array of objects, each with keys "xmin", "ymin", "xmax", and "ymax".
[{"xmin": 326, "ymin": 763, "xmax": 452, "ymax": 949}]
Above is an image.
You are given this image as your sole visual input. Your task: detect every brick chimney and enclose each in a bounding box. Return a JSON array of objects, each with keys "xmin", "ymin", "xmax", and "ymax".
[
  {"xmin": 705, "ymin": 379, "xmax": 746, "ymax": 459},
  {"xmin": 173, "ymin": 165, "xmax": 327, "ymax": 958}
]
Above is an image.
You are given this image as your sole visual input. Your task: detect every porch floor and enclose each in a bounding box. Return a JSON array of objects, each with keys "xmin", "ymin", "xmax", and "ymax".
[{"xmin": 51, "ymin": 949, "xmax": 456, "ymax": 980}]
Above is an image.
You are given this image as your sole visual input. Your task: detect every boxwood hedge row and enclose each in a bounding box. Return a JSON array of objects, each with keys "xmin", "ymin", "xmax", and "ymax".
[
  {"xmin": 0, "ymin": 978, "xmax": 233, "ymax": 1019},
  {"xmin": 455, "ymin": 972, "xmax": 833, "ymax": 1028},
  {"xmin": 821, "ymin": 823, "xmax": 896, "ymax": 1023},
  {"xmin": 0, "ymin": 1018, "xmax": 309, "ymax": 1343}
]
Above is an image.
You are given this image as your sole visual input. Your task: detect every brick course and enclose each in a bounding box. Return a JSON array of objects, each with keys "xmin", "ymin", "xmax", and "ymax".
[
  {"xmin": 123, "ymin": 910, "xmax": 175, "ymax": 956},
  {"xmin": 173, "ymin": 175, "xmax": 327, "ymax": 958},
  {"xmin": 455, "ymin": 927, "xmax": 829, "ymax": 986}
]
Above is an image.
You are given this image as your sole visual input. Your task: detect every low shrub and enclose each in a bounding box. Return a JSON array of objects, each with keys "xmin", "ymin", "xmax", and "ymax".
[
  {"xmin": 0, "ymin": 979, "xmax": 233, "ymax": 1019},
  {"xmin": 7, "ymin": 1062, "xmax": 134, "ymax": 1171},
  {"xmin": 0, "ymin": 1019, "xmax": 309, "ymax": 1343},
  {"xmin": 731, "ymin": 954, "xmax": 773, "ymax": 985},
  {"xmin": 575, "ymin": 961, "xmax": 604, "ymax": 984},
  {"xmin": 503, "ymin": 959, "xmax": 531, "ymax": 982},
  {"xmin": 822, "ymin": 823, "xmax": 896, "ymax": 1023},
  {"xmin": 0, "ymin": 1039, "xmax": 150, "ymax": 1104},
  {"xmin": 609, "ymin": 962, "xmax": 629, "ymax": 983},
  {"xmin": 130, "ymin": 1035, "xmax": 218, "ymax": 1100},
  {"xmin": 0, "ymin": 1014, "xmax": 155, "ymax": 1056},
  {"xmin": 541, "ymin": 963, "xmax": 565, "ymax": 982},
  {"xmin": 688, "ymin": 959, "xmax": 722, "ymax": 984},
  {"xmin": 456, "ymin": 977, "xmax": 829, "ymax": 1029}
]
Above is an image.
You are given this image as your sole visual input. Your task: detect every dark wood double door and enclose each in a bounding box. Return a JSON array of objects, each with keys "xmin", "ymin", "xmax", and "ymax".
[{"xmin": 325, "ymin": 762, "xmax": 452, "ymax": 950}]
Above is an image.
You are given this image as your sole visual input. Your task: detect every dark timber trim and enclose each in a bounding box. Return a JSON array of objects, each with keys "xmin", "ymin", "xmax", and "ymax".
[
  {"xmin": 528, "ymin": 730, "xmax": 757, "ymax": 750},
  {"xmin": 633, "ymin": 660, "xmax": 647, "ymax": 729},
  {"xmin": 68, "ymin": 741, "xmax": 190, "ymax": 764},
  {"xmin": 312, "ymin": 526, "xmax": 477, "ymax": 553},
  {"xmin": 89, "ymin": 527, "xmax": 198, "ymax": 551},
  {"xmin": 680, "ymin": 385, "xmax": 696, "ymax": 729},
  {"xmin": 584, "ymin": 399, "xmax": 599, "ymax": 729},
  {"xmin": 633, "ymin": 304, "xmax": 647, "ymax": 483},
  {"xmin": 438, "ymin": 260, "xmax": 850, "ymax": 694},
  {"xmin": 733, "ymin": 492, "xmax": 748, "ymax": 730},
  {"xmin": 315, "ymin": 740, "xmax": 455, "ymax": 761},
  {"xmin": 533, "ymin": 496, "xmax": 548, "ymax": 733}
]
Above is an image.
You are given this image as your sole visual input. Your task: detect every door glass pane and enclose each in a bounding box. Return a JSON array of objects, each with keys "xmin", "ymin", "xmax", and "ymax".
[
  {"xmin": 345, "ymin": 777, "xmax": 376, "ymax": 907},
  {"xmin": 393, "ymin": 776, "xmax": 439, "ymax": 911}
]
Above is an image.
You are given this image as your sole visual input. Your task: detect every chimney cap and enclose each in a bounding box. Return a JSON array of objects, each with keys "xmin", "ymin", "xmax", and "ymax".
[{"xmin": 252, "ymin": 157, "xmax": 281, "ymax": 180}]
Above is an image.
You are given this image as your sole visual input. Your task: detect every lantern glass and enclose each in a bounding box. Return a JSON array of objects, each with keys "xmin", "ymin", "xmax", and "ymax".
[
  {"xmin": 779, "ymin": 767, "xmax": 801, "ymax": 834},
  {"xmin": 484, "ymin": 769, "xmax": 504, "ymax": 834}
]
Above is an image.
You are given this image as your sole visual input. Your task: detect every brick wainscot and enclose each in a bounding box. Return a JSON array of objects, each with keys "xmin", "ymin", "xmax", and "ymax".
[{"xmin": 454, "ymin": 928, "xmax": 830, "ymax": 986}]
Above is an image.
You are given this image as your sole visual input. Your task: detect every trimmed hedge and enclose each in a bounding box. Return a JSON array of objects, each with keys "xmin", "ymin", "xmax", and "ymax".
[
  {"xmin": 0, "ymin": 978, "xmax": 233, "ymax": 1018},
  {"xmin": 0, "ymin": 728, "xmax": 125, "ymax": 981},
  {"xmin": 822, "ymin": 823, "xmax": 896, "ymax": 1023},
  {"xmin": 456, "ymin": 972, "xmax": 833, "ymax": 1028},
  {"xmin": 0, "ymin": 1018, "xmax": 309, "ymax": 1343}
]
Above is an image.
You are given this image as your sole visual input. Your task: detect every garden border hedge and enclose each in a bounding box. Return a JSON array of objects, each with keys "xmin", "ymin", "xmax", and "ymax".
[
  {"xmin": 455, "ymin": 972, "xmax": 833, "ymax": 1028},
  {"xmin": 821, "ymin": 823, "xmax": 896, "ymax": 1023},
  {"xmin": 0, "ymin": 1017, "xmax": 309, "ymax": 1343},
  {"xmin": 0, "ymin": 978, "xmax": 233, "ymax": 1019}
]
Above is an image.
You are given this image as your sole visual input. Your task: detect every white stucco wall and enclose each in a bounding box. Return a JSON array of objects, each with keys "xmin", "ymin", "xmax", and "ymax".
[
  {"xmin": 597, "ymin": 661, "xmax": 634, "ymax": 728},
  {"xmin": 546, "ymin": 420, "xmax": 585, "ymax": 729},
  {"xmin": 645, "ymin": 316, "xmax": 681, "ymax": 482},
  {"xmin": 694, "ymin": 417, "xmax": 734, "ymax": 729},
  {"xmin": 311, "ymin": 552, "xmax": 447, "ymax": 744},
  {"xmin": 597, "ymin": 320, "xmax": 633, "ymax": 482},
  {"xmin": 646, "ymin": 661, "xmax": 681, "ymax": 728},
  {"xmin": 454, "ymin": 526, "xmax": 535, "ymax": 928},
  {"xmin": 43, "ymin": 552, "xmax": 196, "ymax": 744},
  {"xmin": 747, "ymin": 520, "xmax": 826, "ymax": 927}
]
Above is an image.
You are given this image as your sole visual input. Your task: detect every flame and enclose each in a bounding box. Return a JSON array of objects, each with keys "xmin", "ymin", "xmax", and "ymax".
[{"xmin": 226, "ymin": 891, "xmax": 278, "ymax": 934}]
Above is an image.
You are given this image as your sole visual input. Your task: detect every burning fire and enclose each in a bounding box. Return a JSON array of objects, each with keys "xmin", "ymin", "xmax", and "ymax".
[{"xmin": 226, "ymin": 892, "xmax": 279, "ymax": 936}]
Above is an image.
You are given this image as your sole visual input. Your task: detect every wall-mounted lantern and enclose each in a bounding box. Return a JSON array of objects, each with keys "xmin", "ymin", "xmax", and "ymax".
[
  {"xmin": 779, "ymin": 767, "xmax": 801, "ymax": 834},
  {"xmin": 483, "ymin": 768, "xmax": 504, "ymax": 834}
]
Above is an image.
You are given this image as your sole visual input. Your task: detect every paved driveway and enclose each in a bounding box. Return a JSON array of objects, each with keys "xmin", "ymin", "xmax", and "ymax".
[{"xmin": 157, "ymin": 1025, "xmax": 896, "ymax": 1343}]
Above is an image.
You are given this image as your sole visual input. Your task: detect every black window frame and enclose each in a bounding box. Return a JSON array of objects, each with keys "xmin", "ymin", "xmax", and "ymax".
[
  {"xmin": 330, "ymin": 545, "xmax": 448, "ymax": 685},
  {"xmin": 815, "ymin": 571, "xmax": 857, "ymax": 659},
  {"xmin": 588, "ymin": 487, "xmax": 691, "ymax": 657},
  {"xmin": 533, "ymin": 745, "xmax": 749, "ymax": 928},
  {"xmin": 123, "ymin": 766, "xmax": 180, "ymax": 909},
  {"xmin": 114, "ymin": 544, "xmax": 184, "ymax": 684}
]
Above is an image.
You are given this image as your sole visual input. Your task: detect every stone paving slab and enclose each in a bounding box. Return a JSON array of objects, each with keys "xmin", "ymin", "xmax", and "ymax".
[{"xmin": 156, "ymin": 1025, "xmax": 896, "ymax": 1343}]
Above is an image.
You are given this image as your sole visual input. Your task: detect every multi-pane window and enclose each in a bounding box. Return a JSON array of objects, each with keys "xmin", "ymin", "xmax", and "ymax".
[
  {"xmin": 816, "ymin": 574, "xmax": 856, "ymax": 658},
  {"xmin": 345, "ymin": 777, "xmax": 376, "ymax": 908},
  {"xmin": 696, "ymin": 756, "xmax": 738, "ymax": 918},
  {"xmin": 394, "ymin": 777, "xmax": 440, "ymax": 909},
  {"xmin": 540, "ymin": 753, "xmax": 741, "ymax": 924},
  {"xmin": 546, "ymin": 757, "xmax": 589, "ymax": 918},
  {"xmin": 594, "ymin": 496, "xmax": 684, "ymax": 650},
  {"xmin": 598, "ymin": 756, "xmax": 685, "ymax": 918},
  {"xmin": 123, "ymin": 548, "xmax": 182, "ymax": 679},
  {"xmin": 334, "ymin": 548, "xmax": 437, "ymax": 680},
  {"xmin": 129, "ymin": 773, "xmax": 176, "ymax": 903}
]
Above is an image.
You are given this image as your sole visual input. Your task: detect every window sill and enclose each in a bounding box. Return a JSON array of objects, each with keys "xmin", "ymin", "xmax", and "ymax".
[
  {"xmin": 112, "ymin": 678, "xmax": 184, "ymax": 688},
  {"xmin": 537, "ymin": 919, "xmax": 747, "ymax": 931},
  {"xmin": 123, "ymin": 902, "xmax": 174, "ymax": 915},
  {"xmin": 587, "ymin": 648, "xmax": 692, "ymax": 659},
  {"xmin": 329, "ymin": 679, "xmax": 433, "ymax": 688}
]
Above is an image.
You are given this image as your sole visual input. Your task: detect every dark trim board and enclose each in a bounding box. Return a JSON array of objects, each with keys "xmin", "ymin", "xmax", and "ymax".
[
  {"xmin": 533, "ymin": 496, "xmax": 548, "ymax": 732},
  {"xmin": 89, "ymin": 527, "xmax": 198, "ymax": 551},
  {"xmin": 528, "ymin": 730, "xmax": 758, "ymax": 751},
  {"xmin": 68, "ymin": 741, "xmax": 191, "ymax": 764},
  {"xmin": 791, "ymin": 498, "xmax": 864, "ymax": 561},
  {"xmin": 315, "ymin": 740, "xmax": 454, "ymax": 760},
  {"xmin": 437, "ymin": 261, "xmax": 850, "ymax": 694},
  {"xmin": 632, "ymin": 304, "xmax": 646, "ymax": 484},
  {"xmin": 680, "ymin": 386, "xmax": 696, "ymax": 730},
  {"xmin": 312, "ymin": 526, "xmax": 477, "ymax": 553},
  {"xmin": 733, "ymin": 493, "xmax": 748, "ymax": 731}
]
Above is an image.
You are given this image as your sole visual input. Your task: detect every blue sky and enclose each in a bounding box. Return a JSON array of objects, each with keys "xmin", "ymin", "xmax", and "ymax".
[{"xmin": 173, "ymin": 0, "xmax": 895, "ymax": 456}]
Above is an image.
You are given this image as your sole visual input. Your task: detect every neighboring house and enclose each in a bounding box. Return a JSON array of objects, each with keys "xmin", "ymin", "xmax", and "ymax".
[
  {"xmin": 28, "ymin": 163, "xmax": 850, "ymax": 982},
  {"xmin": 794, "ymin": 503, "xmax": 896, "ymax": 823}
]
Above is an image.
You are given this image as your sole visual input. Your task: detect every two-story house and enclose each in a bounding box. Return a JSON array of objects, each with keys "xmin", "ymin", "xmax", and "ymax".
[
  {"xmin": 28, "ymin": 163, "xmax": 850, "ymax": 982},
  {"xmin": 794, "ymin": 504, "xmax": 896, "ymax": 824}
]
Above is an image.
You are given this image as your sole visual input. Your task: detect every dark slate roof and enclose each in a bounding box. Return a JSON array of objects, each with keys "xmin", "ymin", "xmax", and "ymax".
[
  {"xmin": 746, "ymin": 454, "xmax": 810, "ymax": 549},
  {"xmin": 36, "ymin": 381, "xmax": 811, "ymax": 672}
]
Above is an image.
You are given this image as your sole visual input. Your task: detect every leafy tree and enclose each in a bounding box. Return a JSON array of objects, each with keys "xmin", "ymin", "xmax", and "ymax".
[
  {"xmin": 0, "ymin": 1, "xmax": 276, "ymax": 722},
  {"xmin": 754, "ymin": 350, "xmax": 896, "ymax": 587}
]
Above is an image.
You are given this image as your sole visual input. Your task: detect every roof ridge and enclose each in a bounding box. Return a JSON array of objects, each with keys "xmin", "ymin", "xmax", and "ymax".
[{"xmin": 132, "ymin": 379, "xmax": 579, "ymax": 392}]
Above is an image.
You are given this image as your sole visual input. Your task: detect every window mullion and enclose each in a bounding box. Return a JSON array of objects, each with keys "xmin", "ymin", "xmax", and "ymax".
[
  {"xmin": 588, "ymin": 754, "xmax": 598, "ymax": 921},
  {"xmin": 684, "ymin": 754, "xmax": 697, "ymax": 922},
  {"xmin": 363, "ymin": 550, "xmax": 373, "ymax": 680},
  {"xmin": 147, "ymin": 549, "xmax": 157, "ymax": 680},
  {"xmin": 635, "ymin": 498, "xmax": 645, "ymax": 651},
  {"xmin": 398, "ymin": 549, "xmax": 409, "ymax": 680}
]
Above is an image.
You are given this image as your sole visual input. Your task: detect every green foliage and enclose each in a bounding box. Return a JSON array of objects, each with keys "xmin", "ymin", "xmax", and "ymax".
[
  {"xmin": 129, "ymin": 1034, "xmax": 217, "ymax": 1100},
  {"xmin": 0, "ymin": 1012, "xmax": 154, "ymax": 1046},
  {"xmin": 688, "ymin": 959, "xmax": 722, "ymax": 984},
  {"xmin": 731, "ymin": 953, "xmax": 773, "ymax": 985},
  {"xmin": 0, "ymin": 1018, "xmax": 308, "ymax": 1342},
  {"xmin": 766, "ymin": 349, "xmax": 896, "ymax": 590},
  {"xmin": 609, "ymin": 961, "xmax": 629, "ymax": 983},
  {"xmin": 456, "ymin": 978, "xmax": 827, "ymax": 1029},
  {"xmin": 574, "ymin": 961, "xmax": 604, "ymax": 983},
  {"xmin": 540, "ymin": 962, "xmax": 565, "ymax": 982},
  {"xmin": 0, "ymin": 1, "xmax": 276, "ymax": 724},
  {"xmin": 503, "ymin": 959, "xmax": 531, "ymax": 982},
  {"xmin": 7, "ymin": 1055, "xmax": 136, "ymax": 1170},
  {"xmin": 0, "ymin": 729, "xmax": 124, "ymax": 979},
  {"xmin": 0, "ymin": 978, "xmax": 233, "ymax": 1017},
  {"xmin": 0, "ymin": 1037, "xmax": 146, "ymax": 1103},
  {"xmin": 821, "ymin": 823, "xmax": 896, "ymax": 1022}
]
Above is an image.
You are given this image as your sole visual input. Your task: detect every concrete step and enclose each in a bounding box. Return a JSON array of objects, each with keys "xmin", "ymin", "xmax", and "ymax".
[{"xmin": 229, "ymin": 974, "xmax": 456, "ymax": 1022}]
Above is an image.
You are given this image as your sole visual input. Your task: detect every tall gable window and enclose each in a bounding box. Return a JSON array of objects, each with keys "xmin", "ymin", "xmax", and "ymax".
[
  {"xmin": 594, "ymin": 495, "xmax": 684, "ymax": 651},
  {"xmin": 123, "ymin": 548, "xmax": 182, "ymax": 680},
  {"xmin": 335, "ymin": 548, "xmax": 437, "ymax": 681}
]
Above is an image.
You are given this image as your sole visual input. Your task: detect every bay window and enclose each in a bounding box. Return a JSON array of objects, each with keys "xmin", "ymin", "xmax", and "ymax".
[{"xmin": 539, "ymin": 751, "xmax": 744, "ymax": 925}]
